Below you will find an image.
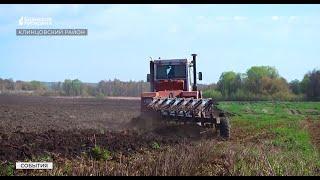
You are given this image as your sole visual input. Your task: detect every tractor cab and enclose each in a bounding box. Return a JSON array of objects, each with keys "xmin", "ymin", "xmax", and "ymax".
[
  {"xmin": 151, "ymin": 59, "xmax": 190, "ymax": 92},
  {"xmin": 147, "ymin": 54, "xmax": 202, "ymax": 95}
]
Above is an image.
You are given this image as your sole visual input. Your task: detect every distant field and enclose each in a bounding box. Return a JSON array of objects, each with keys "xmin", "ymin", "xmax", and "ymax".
[{"xmin": 0, "ymin": 96, "xmax": 319, "ymax": 176}]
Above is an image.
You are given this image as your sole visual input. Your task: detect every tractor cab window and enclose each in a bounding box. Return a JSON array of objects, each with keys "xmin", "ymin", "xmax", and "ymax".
[{"xmin": 156, "ymin": 65, "xmax": 186, "ymax": 79}]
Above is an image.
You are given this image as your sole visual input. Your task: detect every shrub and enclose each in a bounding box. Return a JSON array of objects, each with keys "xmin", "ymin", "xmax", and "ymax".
[
  {"xmin": 0, "ymin": 162, "xmax": 14, "ymax": 176},
  {"xmin": 151, "ymin": 142, "xmax": 160, "ymax": 149},
  {"xmin": 203, "ymin": 89, "xmax": 223, "ymax": 100},
  {"xmin": 90, "ymin": 146, "xmax": 111, "ymax": 161}
]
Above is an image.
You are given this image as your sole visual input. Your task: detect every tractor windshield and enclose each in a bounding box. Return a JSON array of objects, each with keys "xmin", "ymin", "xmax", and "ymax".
[{"xmin": 156, "ymin": 65, "xmax": 186, "ymax": 79}]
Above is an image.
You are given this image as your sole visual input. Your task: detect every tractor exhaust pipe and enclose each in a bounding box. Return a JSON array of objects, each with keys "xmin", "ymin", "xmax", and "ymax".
[
  {"xmin": 192, "ymin": 54, "xmax": 197, "ymax": 91},
  {"xmin": 150, "ymin": 60, "xmax": 155, "ymax": 92}
]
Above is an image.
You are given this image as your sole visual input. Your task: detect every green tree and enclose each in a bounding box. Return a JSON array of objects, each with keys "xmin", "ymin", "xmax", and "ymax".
[
  {"xmin": 300, "ymin": 75, "xmax": 310, "ymax": 94},
  {"xmin": 289, "ymin": 79, "xmax": 301, "ymax": 95},
  {"xmin": 62, "ymin": 79, "xmax": 83, "ymax": 96},
  {"xmin": 217, "ymin": 71, "xmax": 242, "ymax": 98},
  {"xmin": 63, "ymin": 79, "xmax": 72, "ymax": 96},
  {"xmin": 71, "ymin": 79, "xmax": 82, "ymax": 96},
  {"xmin": 302, "ymin": 69, "xmax": 320, "ymax": 100},
  {"xmin": 245, "ymin": 66, "xmax": 279, "ymax": 94}
]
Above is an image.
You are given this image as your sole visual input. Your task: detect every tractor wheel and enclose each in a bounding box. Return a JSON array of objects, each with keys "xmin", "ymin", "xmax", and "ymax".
[{"xmin": 219, "ymin": 117, "xmax": 230, "ymax": 139}]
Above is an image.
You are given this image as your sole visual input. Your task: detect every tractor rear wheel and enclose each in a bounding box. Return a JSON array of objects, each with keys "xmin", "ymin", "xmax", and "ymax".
[{"xmin": 219, "ymin": 117, "xmax": 230, "ymax": 139}]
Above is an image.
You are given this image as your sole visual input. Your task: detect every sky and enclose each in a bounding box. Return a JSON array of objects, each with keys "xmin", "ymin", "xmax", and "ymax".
[{"xmin": 0, "ymin": 4, "xmax": 319, "ymax": 84}]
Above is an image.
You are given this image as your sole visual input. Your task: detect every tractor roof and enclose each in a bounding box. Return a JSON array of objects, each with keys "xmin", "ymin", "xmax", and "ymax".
[{"xmin": 153, "ymin": 59, "xmax": 188, "ymax": 65}]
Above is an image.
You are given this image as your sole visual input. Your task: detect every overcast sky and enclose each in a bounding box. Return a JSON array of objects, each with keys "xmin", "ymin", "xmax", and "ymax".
[{"xmin": 0, "ymin": 4, "xmax": 319, "ymax": 84}]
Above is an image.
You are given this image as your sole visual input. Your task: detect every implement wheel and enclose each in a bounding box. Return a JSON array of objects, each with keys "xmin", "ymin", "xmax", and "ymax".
[{"xmin": 219, "ymin": 116, "xmax": 230, "ymax": 139}]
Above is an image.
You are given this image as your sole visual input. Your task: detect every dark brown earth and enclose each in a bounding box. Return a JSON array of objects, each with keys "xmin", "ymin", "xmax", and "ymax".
[
  {"xmin": 0, "ymin": 95, "xmax": 214, "ymax": 161},
  {"xmin": 304, "ymin": 117, "xmax": 320, "ymax": 151},
  {"xmin": 0, "ymin": 95, "xmax": 140, "ymax": 133}
]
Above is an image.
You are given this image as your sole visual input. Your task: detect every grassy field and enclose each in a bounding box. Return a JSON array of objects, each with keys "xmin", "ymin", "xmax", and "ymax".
[
  {"xmin": 1, "ymin": 101, "xmax": 320, "ymax": 176},
  {"xmin": 217, "ymin": 101, "xmax": 320, "ymax": 175}
]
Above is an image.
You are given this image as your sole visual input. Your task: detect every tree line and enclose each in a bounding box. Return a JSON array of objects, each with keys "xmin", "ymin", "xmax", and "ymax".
[
  {"xmin": 202, "ymin": 66, "xmax": 320, "ymax": 101},
  {"xmin": 0, "ymin": 78, "xmax": 150, "ymax": 97},
  {"xmin": 1, "ymin": 66, "xmax": 319, "ymax": 101},
  {"xmin": 0, "ymin": 79, "xmax": 47, "ymax": 94},
  {"xmin": 51, "ymin": 79, "xmax": 150, "ymax": 97}
]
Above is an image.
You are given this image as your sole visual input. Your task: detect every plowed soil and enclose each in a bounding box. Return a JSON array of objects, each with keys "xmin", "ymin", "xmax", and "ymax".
[
  {"xmin": 0, "ymin": 95, "xmax": 213, "ymax": 161},
  {"xmin": 304, "ymin": 117, "xmax": 320, "ymax": 151}
]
